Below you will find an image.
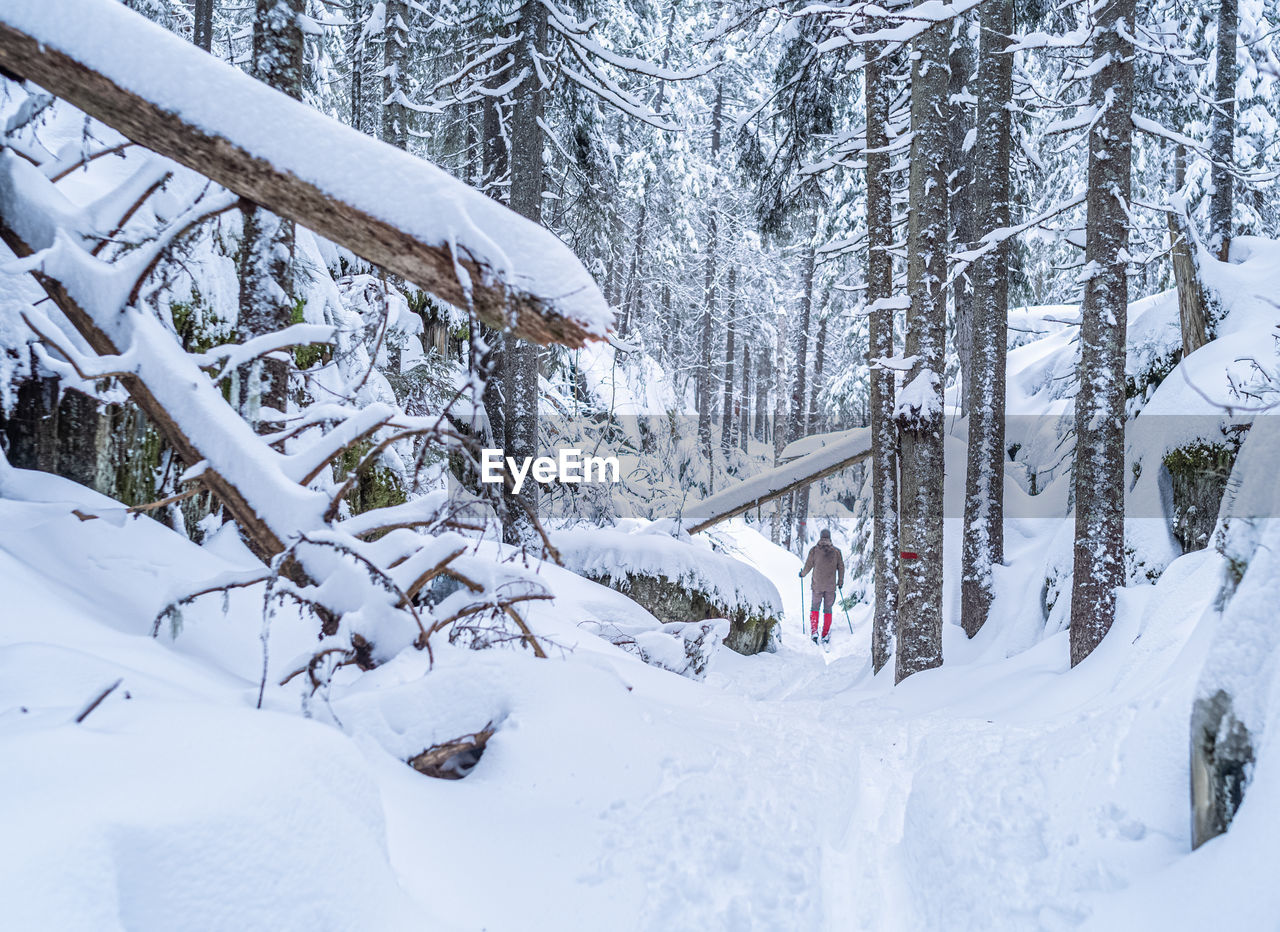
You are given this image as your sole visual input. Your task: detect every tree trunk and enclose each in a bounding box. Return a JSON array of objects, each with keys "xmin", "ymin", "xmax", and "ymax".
[
  {"xmin": 865, "ymin": 45, "xmax": 899, "ymax": 675},
  {"xmin": 381, "ymin": 0, "xmax": 410, "ymax": 149},
  {"xmin": 193, "ymin": 0, "xmax": 215, "ymax": 52},
  {"xmin": 1070, "ymin": 0, "xmax": 1135, "ymax": 667},
  {"xmin": 772, "ymin": 313, "xmax": 788, "ymax": 545},
  {"xmin": 348, "ymin": 0, "xmax": 373, "ymax": 135},
  {"xmin": 478, "ymin": 92, "xmax": 510, "ymax": 454},
  {"xmin": 896, "ymin": 15, "xmax": 949, "ymax": 683},
  {"xmin": 740, "ymin": 344, "xmax": 751, "ymax": 452},
  {"xmin": 959, "ymin": 0, "xmax": 1012, "ymax": 638},
  {"xmin": 236, "ymin": 0, "xmax": 304, "ymax": 429},
  {"xmin": 697, "ymin": 80, "xmax": 724, "ymax": 465},
  {"xmin": 809, "ymin": 314, "xmax": 827, "ymax": 435},
  {"xmin": 752, "ymin": 355, "xmax": 762, "ymax": 445},
  {"xmin": 721, "ymin": 266, "xmax": 738, "ymax": 450},
  {"xmin": 501, "ymin": 0, "xmax": 548, "ymax": 546},
  {"xmin": 949, "ymin": 18, "xmax": 976, "ymax": 417},
  {"xmin": 791, "ymin": 238, "xmax": 816, "ymax": 552},
  {"xmin": 1209, "ymin": 0, "xmax": 1237, "ymax": 261},
  {"xmin": 1170, "ymin": 145, "xmax": 1210, "ymax": 357},
  {"xmin": 620, "ymin": 199, "xmax": 647, "ymax": 339}
]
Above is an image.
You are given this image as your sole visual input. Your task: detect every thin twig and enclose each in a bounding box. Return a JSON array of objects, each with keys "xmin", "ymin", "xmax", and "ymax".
[
  {"xmin": 74, "ymin": 678, "xmax": 123, "ymax": 723},
  {"xmin": 127, "ymin": 482, "xmax": 203, "ymax": 513}
]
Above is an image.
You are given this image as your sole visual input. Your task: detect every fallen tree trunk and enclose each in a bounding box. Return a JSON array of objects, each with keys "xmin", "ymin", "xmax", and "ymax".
[
  {"xmin": 683, "ymin": 428, "xmax": 872, "ymax": 534},
  {"xmin": 0, "ymin": 0, "xmax": 610, "ymax": 347}
]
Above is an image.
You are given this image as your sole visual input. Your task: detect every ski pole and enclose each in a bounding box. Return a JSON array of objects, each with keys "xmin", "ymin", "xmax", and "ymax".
[
  {"xmin": 799, "ymin": 575, "xmax": 805, "ymax": 637},
  {"xmin": 839, "ymin": 586, "xmax": 853, "ymax": 633}
]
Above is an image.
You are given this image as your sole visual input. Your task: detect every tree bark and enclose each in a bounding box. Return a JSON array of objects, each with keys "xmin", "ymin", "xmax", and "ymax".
[
  {"xmin": 896, "ymin": 14, "xmax": 949, "ymax": 683},
  {"xmin": 949, "ymin": 18, "xmax": 976, "ymax": 417},
  {"xmin": 720, "ymin": 266, "xmax": 738, "ymax": 450},
  {"xmin": 348, "ymin": 0, "xmax": 373, "ymax": 135},
  {"xmin": 193, "ymin": 0, "xmax": 215, "ymax": 52},
  {"xmin": 772, "ymin": 312, "xmax": 788, "ymax": 545},
  {"xmin": 697, "ymin": 80, "xmax": 724, "ymax": 464},
  {"xmin": 790, "ymin": 237, "xmax": 816, "ymax": 552},
  {"xmin": 756, "ymin": 352, "xmax": 769, "ymax": 443},
  {"xmin": 960, "ymin": 0, "xmax": 1012, "ymax": 638},
  {"xmin": 1209, "ymin": 0, "xmax": 1237, "ymax": 261},
  {"xmin": 809, "ymin": 313, "xmax": 827, "ymax": 435},
  {"xmin": 865, "ymin": 44, "xmax": 899, "ymax": 675},
  {"xmin": 500, "ymin": 0, "xmax": 549, "ymax": 546},
  {"xmin": 381, "ymin": 0, "xmax": 410, "ymax": 149},
  {"xmin": 1070, "ymin": 0, "xmax": 1135, "ymax": 667},
  {"xmin": 740, "ymin": 344, "xmax": 751, "ymax": 452}
]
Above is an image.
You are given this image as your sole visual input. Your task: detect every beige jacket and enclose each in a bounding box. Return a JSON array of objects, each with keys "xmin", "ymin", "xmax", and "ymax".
[{"xmin": 801, "ymin": 540, "xmax": 844, "ymax": 591}]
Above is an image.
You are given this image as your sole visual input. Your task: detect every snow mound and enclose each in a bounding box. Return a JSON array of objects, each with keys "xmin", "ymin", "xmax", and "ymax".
[{"xmin": 552, "ymin": 524, "xmax": 783, "ymax": 618}]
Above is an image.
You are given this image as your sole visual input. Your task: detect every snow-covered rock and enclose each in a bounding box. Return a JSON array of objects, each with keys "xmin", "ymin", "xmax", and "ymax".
[{"xmin": 553, "ymin": 524, "xmax": 782, "ymax": 655}]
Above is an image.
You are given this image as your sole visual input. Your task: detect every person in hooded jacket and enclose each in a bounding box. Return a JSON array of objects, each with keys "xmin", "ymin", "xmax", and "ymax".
[{"xmin": 799, "ymin": 529, "xmax": 844, "ymax": 645}]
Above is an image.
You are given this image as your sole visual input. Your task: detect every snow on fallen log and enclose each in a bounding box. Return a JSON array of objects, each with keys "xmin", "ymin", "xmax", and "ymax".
[
  {"xmin": 553, "ymin": 526, "xmax": 781, "ymax": 655},
  {"xmin": 0, "ymin": 0, "xmax": 611, "ymax": 347},
  {"xmin": 681, "ymin": 427, "xmax": 872, "ymax": 534},
  {"xmin": 778, "ymin": 427, "xmax": 867, "ymax": 462}
]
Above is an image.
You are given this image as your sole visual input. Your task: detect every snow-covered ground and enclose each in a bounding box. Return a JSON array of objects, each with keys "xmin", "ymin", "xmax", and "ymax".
[
  {"xmin": 4, "ymin": 452, "xmax": 1276, "ymax": 930},
  {"xmin": 5, "ymin": 189, "xmax": 1280, "ymax": 926}
]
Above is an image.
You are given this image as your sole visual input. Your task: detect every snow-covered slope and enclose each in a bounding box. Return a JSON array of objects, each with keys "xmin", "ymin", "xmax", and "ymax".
[{"xmin": 4, "ymin": 451, "xmax": 1279, "ymax": 930}]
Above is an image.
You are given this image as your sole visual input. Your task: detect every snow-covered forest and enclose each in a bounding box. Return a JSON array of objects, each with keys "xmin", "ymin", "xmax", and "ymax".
[{"xmin": 3, "ymin": 0, "xmax": 1280, "ymax": 926}]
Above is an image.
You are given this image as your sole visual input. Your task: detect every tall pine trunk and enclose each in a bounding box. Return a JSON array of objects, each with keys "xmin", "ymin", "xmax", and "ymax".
[
  {"xmin": 865, "ymin": 45, "xmax": 899, "ymax": 675},
  {"xmin": 478, "ymin": 95, "xmax": 509, "ymax": 455},
  {"xmin": 740, "ymin": 345, "xmax": 751, "ymax": 452},
  {"xmin": 809, "ymin": 314, "xmax": 827, "ymax": 435},
  {"xmin": 960, "ymin": 0, "xmax": 1012, "ymax": 638},
  {"xmin": 501, "ymin": 0, "xmax": 548, "ymax": 546},
  {"xmin": 755, "ymin": 353, "xmax": 769, "ymax": 443},
  {"xmin": 1209, "ymin": 0, "xmax": 1237, "ymax": 261},
  {"xmin": 896, "ymin": 15, "xmax": 949, "ymax": 683},
  {"xmin": 381, "ymin": 0, "xmax": 410, "ymax": 149},
  {"xmin": 348, "ymin": 0, "xmax": 375, "ymax": 135},
  {"xmin": 720, "ymin": 266, "xmax": 738, "ymax": 450},
  {"xmin": 791, "ymin": 237, "xmax": 816, "ymax": 552},
  {"xmin": 1070, "ymin": 0, "xmax": 1135, "ymax": 666},
  {"xmin": 697, "ymin": 80, "xmax": 724, "ymax": 465},
  {"xmin": 949, "ymin": 20, "xmax": 976, "ymax": 417},
  {"xmin": 193, "ymin": 0, "xmax": 215, "ymax": 51},
  {"xmin": 772, "ymin": 314, "xmax": 788, "ymax": 545}
]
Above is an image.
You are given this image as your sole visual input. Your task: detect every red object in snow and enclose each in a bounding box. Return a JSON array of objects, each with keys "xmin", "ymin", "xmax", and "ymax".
[{"xmin": 900, "ymin": 551, "xmax": 919, "ymax": 560}]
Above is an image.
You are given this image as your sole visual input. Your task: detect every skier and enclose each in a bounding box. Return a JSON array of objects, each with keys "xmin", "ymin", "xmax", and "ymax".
[{"xmin": 799, "ymin": 529, "xmax": 844, "ymax": 646}]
